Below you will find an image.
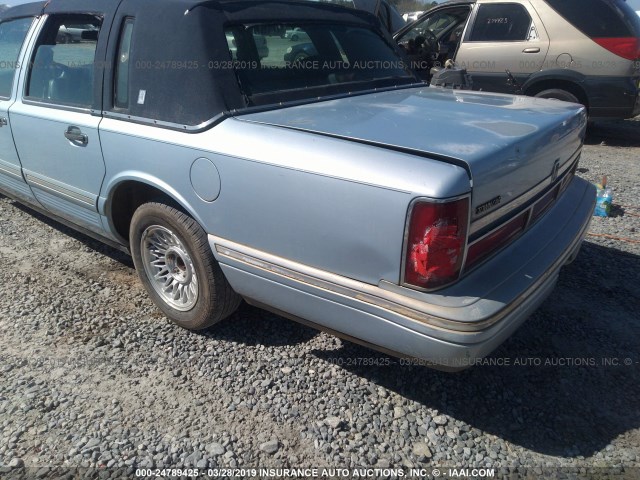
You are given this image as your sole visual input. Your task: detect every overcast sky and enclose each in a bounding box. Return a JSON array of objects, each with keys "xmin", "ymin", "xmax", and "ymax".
[{"xmin": 5, "ymin": 0, "xmax": 640, "ymax": 9}]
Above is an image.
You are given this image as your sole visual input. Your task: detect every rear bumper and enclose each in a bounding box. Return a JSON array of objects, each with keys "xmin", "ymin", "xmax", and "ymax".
[
  {"xmin": 582, "ymin": 75, "xmax": 640, "ymax": 119},
  {"xmin": 210, "ymin": 177, "xmax": 595, "ymax": 370}
]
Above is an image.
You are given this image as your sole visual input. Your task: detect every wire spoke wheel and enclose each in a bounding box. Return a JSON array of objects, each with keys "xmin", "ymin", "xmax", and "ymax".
[
  {"xmin": 130, "ymin": 202, "xmax": 241, "ymax": 330},
  {"xmin": 141, "ymin": 225, "xmax": 198, "ymax": 311}
]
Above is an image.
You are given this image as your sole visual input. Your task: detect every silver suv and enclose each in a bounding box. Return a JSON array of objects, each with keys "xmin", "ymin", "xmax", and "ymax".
[{"xmin": 396, "ymin": 0, "xmax": 640, "ymax": 118}]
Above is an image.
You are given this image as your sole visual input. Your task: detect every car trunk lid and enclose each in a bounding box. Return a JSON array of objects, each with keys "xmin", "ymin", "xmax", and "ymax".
[{"xmin": 237, "ymin": 86, "xmax": 587, "ymax": 228}]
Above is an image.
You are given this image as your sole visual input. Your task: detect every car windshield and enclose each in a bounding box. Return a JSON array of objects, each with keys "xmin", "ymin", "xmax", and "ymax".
[
  {"xmin": 397, "ymin": 8, "xmax": 470, "ymax": 43},
  {"xmin": 224, "ymin": 22, "xmax": 419, "ymax": 105}
]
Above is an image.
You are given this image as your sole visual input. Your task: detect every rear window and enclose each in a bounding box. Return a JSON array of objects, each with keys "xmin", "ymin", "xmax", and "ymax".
[
  {"xmin": 544, "ymin": 0, "xmax": 640, "ymax": 37},
  {"xmin": 224, "ymin": 23, "xmax": 418, "ymax": 106}
]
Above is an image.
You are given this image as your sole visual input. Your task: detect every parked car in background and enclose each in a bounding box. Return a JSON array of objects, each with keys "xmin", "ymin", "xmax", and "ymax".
[
  {"xmin": 283, "ymin": 41, "xmax": 317, "ymax": 63},
  {"xmin": 0, "ymin": 0, "xmax": 595, "ymax": 370},
  {"xmin": 396, "ymin": 0, "xmax": 640, "ymax": 119},
  {"xmin": 284, "ymin": 26, "xmax": 310, "ymax": 42},
  {"xmin": 281, "ymin": 0, "xmax": 406, "ymax": 64}
]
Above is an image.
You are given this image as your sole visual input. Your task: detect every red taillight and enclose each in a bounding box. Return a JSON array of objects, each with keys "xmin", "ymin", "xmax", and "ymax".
[
  {"xmin": 593, "ymin": 37, "xmax": 640, "ymax": 60},
  {"xmin": 465, "ymin": 211, "xmax": 528, "ymax": 269},
  {"xmin": 404, "ymin": 198, "xmax": 469, "ymax": 289}
]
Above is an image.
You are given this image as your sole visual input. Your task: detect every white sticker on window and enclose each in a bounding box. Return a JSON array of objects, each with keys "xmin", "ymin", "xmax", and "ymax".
[
  {"xmin": 137, "ymin": 90, "xmax": 146, "ymax": 104},
  {"xmin": 528, "ymin": 24, "xmax": 539, "ymax": 41}
]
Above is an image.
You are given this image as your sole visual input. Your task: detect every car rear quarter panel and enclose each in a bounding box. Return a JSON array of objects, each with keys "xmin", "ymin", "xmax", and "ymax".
[
  {"xmin": 98, "ymin": 117, "xmax": 471, "ymax": 286},
  {"xmin": 530, "ymin": 0, "xmax": 636, "ymax": 77}
]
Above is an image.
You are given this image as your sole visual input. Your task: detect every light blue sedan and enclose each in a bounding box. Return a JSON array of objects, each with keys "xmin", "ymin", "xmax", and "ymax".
[{"xmin": 0, "ymin": 0, "xmax": 594, "ymax": 370}]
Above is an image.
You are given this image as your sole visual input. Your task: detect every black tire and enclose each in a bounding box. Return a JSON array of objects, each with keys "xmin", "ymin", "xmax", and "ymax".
[
  {"xmin": 534, "ymin": 88, "xmax": 580, "ymax": 104},
  {"xmin": 130, "ymin": 202, "xmax": 241, "ymax": 330},
  {"xmin": 294, "ymin": 52, "xmax": 309, "ymax": 62},
  {"xmin": 291, "ymin": 34, "xmax": 299, "ymax": 42}
]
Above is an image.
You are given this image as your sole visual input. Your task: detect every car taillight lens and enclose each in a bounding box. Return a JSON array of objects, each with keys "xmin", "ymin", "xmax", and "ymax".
[
  {"xmin": 465, "ymin": 211, "xmax": 528, "ymax": 269},
  {"xmin": 404, "ymin": 198, "xmax": 469, "ymax": 289},
  {"xmin": 593, "ymin": 37, "xmax": 640, "ymax": 61}
]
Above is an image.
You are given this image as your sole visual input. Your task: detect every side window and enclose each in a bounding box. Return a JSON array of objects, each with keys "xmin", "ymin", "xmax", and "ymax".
[
  {"xmin": 26, "ymin": 14, "xmax": 102, "ymax": 107},
  {"xmin": 114, "ymin": 18, "xmax": 134, "ymax": 109},
  {"xmin": 424, "ymin": 12, "xmax": 461, "ymax": 36},
  {"xmin": 468, "ymin": 4, "xmax": 532, "ymax": 42},
  {"xmin": 0, "ymin": 17, "xmax": 33, "ymax": 98},
  {"xmin": 398, "ymin": 8, "xmax": 470, "ymax": 44}
]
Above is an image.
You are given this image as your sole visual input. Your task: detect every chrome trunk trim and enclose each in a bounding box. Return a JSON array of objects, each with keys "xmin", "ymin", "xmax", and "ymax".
[{"xmin": 469, "ymin": 148, "xmax": 581, "ymax": 235}]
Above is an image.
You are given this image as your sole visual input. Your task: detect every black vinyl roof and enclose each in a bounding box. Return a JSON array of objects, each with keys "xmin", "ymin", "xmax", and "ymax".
[
  {"xmin": 1, "ymin": 0, "xmax": 379, "ymax": 25},
  {"xmin": 2, "ymin": 0, "xmax": 389, "ymax": 128},
  {"xmin": 115, "ymin": 0, "xmax": 383, "ymax": 126},
  {"xmin": 212, "ymin": 0, "xmax": 379, "ymax": 24}
]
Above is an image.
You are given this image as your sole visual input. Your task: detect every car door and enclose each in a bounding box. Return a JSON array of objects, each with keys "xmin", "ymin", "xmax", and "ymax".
[
  {"xmin": 0, "ymin": 15, "xmax": 37, "ymax": 203},
  {"xmin": 9, "ymin": 12, "xmax": 107, "ymax": 234},
  {"xmin": 455, "ymin": 1, "xmax": 549, "ymax": 93}
]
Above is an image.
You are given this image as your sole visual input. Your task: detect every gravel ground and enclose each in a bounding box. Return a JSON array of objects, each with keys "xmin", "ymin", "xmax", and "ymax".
[{"xmin": 0, "ymin": 119, "xmax": 638, "ymax": 479}]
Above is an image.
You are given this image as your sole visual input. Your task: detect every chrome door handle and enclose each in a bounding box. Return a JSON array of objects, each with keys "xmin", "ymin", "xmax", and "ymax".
[
  {"xmin": 0, "ymin": 117, "xmax": 7, "ymax": 127},
  {"xmin": 64, "ymin": 126, "xmax": 88, "ymax": 146},
  {"xmin": 522, "ymin": 47, "xmax": 540, "ymax": 53}
]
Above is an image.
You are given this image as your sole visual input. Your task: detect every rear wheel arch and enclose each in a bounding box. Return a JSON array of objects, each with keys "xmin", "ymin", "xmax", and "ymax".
[
  {"xmin": 106, "ymin": 180, "xmax": 194, "ymax": 244},
  {"xmin": 107, "ymin": 180, "xmax": 240, "ymax": 330},
  {"xmin": 524, "ymin": 77, "xmax": 589, "ymax": 110}
]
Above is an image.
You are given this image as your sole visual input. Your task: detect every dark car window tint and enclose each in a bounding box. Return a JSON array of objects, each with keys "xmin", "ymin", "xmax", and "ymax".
[
  {"xmin": 469, "ymin": 3, "xmax": 532, "ymax": 41},
  {"xmin": 26, "ymin": 15, "xmax": 102, "ymax": 108},
  {"xmin": 225, "ymin": 23, "xmax": 417, "ymax": 105},
  {"xmin": 544, "ymin": 0, "xmax": 640, "ymax": 37},
  {"xmin": 0, "ymin": 17, "xmax": 33, "ymax": 98},
  {"xmin": 115, "ymin": 18, "xmax": 134, "ymax": 109}
]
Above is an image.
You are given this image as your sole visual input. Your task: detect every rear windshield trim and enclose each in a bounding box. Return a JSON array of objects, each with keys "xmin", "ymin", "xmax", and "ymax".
[{"xmin": 224, "ymin": 21, "xmax": 419, "ymax": 106}]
